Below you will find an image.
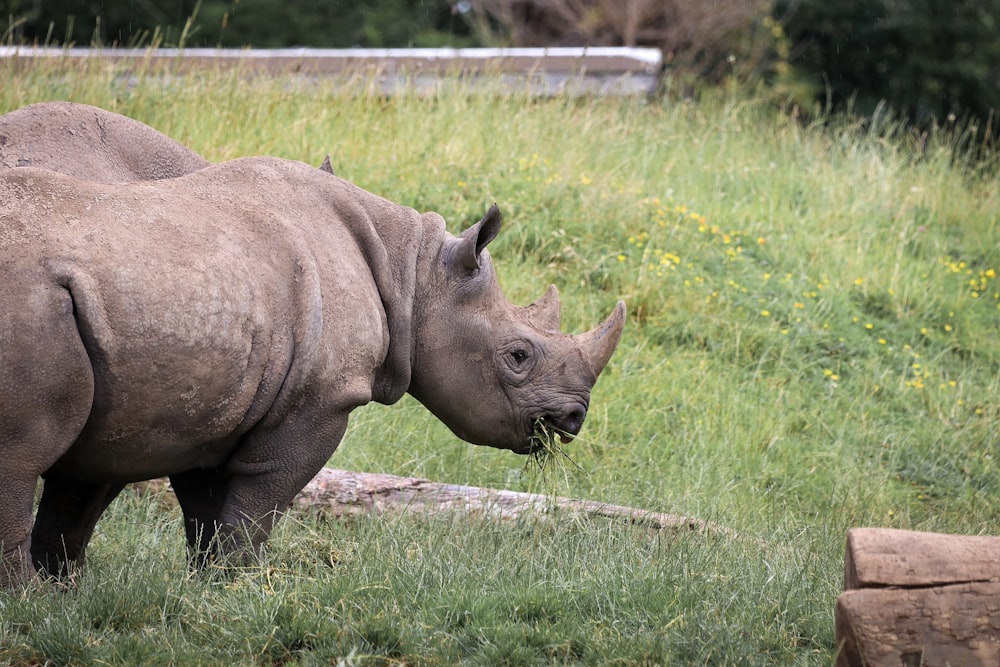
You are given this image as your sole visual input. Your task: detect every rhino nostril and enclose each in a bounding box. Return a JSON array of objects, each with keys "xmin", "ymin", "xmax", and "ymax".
[{"xmin": 553, "ymin": 406, "xmax": 586, "ymax": 437}]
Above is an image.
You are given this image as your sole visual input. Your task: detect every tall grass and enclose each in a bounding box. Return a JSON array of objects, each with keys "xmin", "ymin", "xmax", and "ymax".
[{"xmin": 1, "ymin": 58, "xmax": 997, "ymax": 664}]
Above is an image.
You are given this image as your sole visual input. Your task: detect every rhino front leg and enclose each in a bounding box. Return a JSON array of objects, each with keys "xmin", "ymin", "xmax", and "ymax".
[
  {"xmin": 170, "ymin": 467, "xmax": 233, "ymax": 568},
  {"xmin": 30, "ymin": 478, "xmax": 126, "ymax": 578},
  {"xmin": 178, "ymin": 409, "xmax": 350, "ymax": 568}
]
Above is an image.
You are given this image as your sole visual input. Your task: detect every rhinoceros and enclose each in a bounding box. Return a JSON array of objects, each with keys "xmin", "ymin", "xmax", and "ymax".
[
  {"xmin": 0, "ymin": 156, "xmax": 625, "ymax": 586},
  {"xmin": 0, "ymin": 101, "xmax": 211, "ymax": 182}
]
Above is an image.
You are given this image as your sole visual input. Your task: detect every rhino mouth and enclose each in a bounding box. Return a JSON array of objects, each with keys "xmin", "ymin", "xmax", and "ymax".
[
  {"xmin": 523, "ymin": 400, "xmax": 588, "ymax": 452},
  {"xmin": 526, "ymin": 417, "xmax": 576, "ymax": 455},
  {"xmin": 523, "ymin": 417, "xmax": 591, "ymax": 473}
]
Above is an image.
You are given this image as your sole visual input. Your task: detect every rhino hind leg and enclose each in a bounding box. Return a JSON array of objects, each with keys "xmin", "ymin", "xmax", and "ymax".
[
  {"xmin": 30, "ymin": 479, "xmax": 126, "ymax": 578},
  {"xmin": 0, "ymin": 281, "xmax": 96, "ymax": 587},
  {"xmin": 0, "ymin": 477, "xmax": 41, "ymax": 587}
]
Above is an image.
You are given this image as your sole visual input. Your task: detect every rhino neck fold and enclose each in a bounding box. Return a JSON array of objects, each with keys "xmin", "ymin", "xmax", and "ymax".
[{"xmin": 369, "ymin": 209, "xmax": 440, "ymax": 406}]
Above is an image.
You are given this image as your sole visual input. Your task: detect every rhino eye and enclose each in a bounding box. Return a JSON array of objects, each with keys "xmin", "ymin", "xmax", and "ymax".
[{"xmin": 498, "ymin": 342, "xmax": 536, "ymax": 380}]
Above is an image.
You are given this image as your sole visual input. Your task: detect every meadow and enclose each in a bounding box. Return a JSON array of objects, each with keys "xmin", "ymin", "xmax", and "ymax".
[{"xmin": 1, "ymin": 59, "xmax": 997, "ymax": 665}]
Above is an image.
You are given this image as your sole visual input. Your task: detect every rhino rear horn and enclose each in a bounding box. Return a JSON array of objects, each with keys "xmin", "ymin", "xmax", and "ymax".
[
  {"xmin": 577, "ymin": 300, "xmax": 627, "ymax": 377},
  {"xmin": 456, "ymin": 204, "xmax": 502, "ymax": 272},
  {"xmin": 523, "ymin": 284, "xmax": 561, "ymax": 332}
]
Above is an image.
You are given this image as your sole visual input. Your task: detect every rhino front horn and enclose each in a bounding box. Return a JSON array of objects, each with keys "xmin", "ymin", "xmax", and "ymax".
[{"xmin": 577, "ymin": 301, "xmax": 627, "ymax": 377}]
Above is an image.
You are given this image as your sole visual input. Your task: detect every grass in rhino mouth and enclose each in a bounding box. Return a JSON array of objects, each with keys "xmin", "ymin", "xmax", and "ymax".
[{"xmin": 525, "ymin": 417, "xmax": 588, "ymax": 476}]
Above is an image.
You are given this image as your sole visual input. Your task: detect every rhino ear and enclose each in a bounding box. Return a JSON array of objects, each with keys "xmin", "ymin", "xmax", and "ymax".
[
  {"xmin": 456, "ymin": 204, "xmax": 503, "ymax": 272},
  {"xmin": 319, "ymin": 155, "xmax": 335, "ymax": 175}
]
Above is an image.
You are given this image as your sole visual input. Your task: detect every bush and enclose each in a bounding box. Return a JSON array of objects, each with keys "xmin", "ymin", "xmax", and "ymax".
[
  {"xmin": 775, "ymin": 0, "xmax": 1000, "ymax": 141},
  {"xmin": 1, "ymin": 0, "xmax": 477, "ymax": 48},
  {"xmin": 1, "ymin": 0, "xmax": 201, "ymax": 45},
  {"xmin": 195, "ymin": 0, "xmax": 478, "ymax": 48}
]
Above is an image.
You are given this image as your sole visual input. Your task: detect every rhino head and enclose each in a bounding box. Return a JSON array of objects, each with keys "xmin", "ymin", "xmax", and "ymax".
[{"xmin": 408, "ymin": 205, "xmax": 625, "ymax": 454}]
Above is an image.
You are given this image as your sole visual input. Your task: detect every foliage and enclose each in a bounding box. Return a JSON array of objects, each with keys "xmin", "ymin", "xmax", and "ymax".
[
  {"xmin": 2, "ymin": 0, "xmax": 201, "ymax": 45},
  {"xmin": 0, "ymin": 0, "xmax": 477, "ymax": 48},
  {"xmin": 774, "ymin": 0, "xmax": 1000, "ymax": 145},
  {"xmin": 195, "ymin": 0, "xmax": 478, "ymax": 49},
  {"xmin": 1, "ymin": 59, "xmax": 998, "ymax": 664}
]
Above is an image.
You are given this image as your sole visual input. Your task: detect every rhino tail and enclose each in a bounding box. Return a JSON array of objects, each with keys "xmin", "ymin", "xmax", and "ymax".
[{"xmin": 45, "ymin": 260, "xmax": 116, "ymax": 370}]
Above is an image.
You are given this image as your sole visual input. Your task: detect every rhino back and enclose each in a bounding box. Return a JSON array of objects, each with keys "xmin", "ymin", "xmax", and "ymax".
[
  {"xmin": 0, "ymin": 102, "xmax": 210, "ymax": 182},
  {"xmin": 0, "ymin": 162, "xmax": 393, "ymax": 480}
]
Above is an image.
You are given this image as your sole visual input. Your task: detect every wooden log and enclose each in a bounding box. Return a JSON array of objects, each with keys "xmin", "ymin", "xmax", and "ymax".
[
  {"xmin": 292, "ymin": 467, "xmax": 718, "ymax": 533},
  {"xmin": 134, "ymin": 468, "xmax": 720, "ymax": 534},
  {"xmin": 835, "ymin": 528, "xmax": 1000, "ymax": 667},
  {"xmin": 845, "ymin": 527, "xmax": 1000, "ymax": 590}
]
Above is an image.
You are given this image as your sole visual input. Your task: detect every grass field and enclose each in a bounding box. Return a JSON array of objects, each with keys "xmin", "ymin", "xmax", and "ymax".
[{"xmin": 1, "ymin": 59, "xmax": 998, "ymax": 665}]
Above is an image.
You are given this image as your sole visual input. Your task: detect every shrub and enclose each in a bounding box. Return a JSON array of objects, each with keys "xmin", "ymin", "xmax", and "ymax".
[
  {"xmin": 1, "ymin": 0, "xmax": 477, "ymax": 48},
  {"xmin": 775, "ymin": 0, "xmax": 1000, "ymax": 143}
]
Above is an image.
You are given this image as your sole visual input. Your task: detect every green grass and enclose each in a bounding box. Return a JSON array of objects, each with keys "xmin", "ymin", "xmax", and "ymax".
[{"xmin": 1, "ymin": 58, "xmax": 998, "ymax": 665}]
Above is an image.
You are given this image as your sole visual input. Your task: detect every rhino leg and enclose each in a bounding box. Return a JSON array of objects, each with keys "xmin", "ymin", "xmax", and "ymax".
[
  {"xmin": 0, "ymin": 280, "xmax": 95, "ymax": 587},
  {"xmin": 175, "ymin": 409, "xmax": 350, "ymax": 568},
  {"xmin": 170, "ymin": 467, "xmax": 233, "ymax": 567},
  {"xmin": 30, "ymin": 479, "xmax": 125, "ymax": 578},
  {"xmin": 0, "ymin": 477, "xmax": 39, "ymax": 587}
]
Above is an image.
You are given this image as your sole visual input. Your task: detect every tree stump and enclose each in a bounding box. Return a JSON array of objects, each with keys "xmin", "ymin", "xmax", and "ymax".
[{"xmin": 835, "ymin": 527, "xmax": 1000, "ymax": 667}]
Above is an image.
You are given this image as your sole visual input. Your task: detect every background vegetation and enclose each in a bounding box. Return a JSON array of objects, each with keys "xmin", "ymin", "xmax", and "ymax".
[
  {"xmin": 3, "ymin": 0, "xmax": 999, "ymax": 144},
  {"xmin": 0, "ymin": 56, "xmax": 997, "ymax": 665},
  {"xmin": 1, "ymin": 0, "xmax": 479, "ymax": 48},
  {"xmin": 773, "ymin": 0, "xmax": 1000, "ymax": 147}
]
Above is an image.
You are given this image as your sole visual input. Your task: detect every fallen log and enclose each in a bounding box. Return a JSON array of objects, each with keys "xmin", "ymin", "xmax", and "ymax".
[
  {"xmin": 293, "ymin": 467, "xmax": 717, "ymax": 533},
  {"xmin": 133, "ymin": 468, "xmax": 717, "ymax": 534},
  {"xmin": 835, "ymin": 527, "xmax": 1000, "ymax": 667}
]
